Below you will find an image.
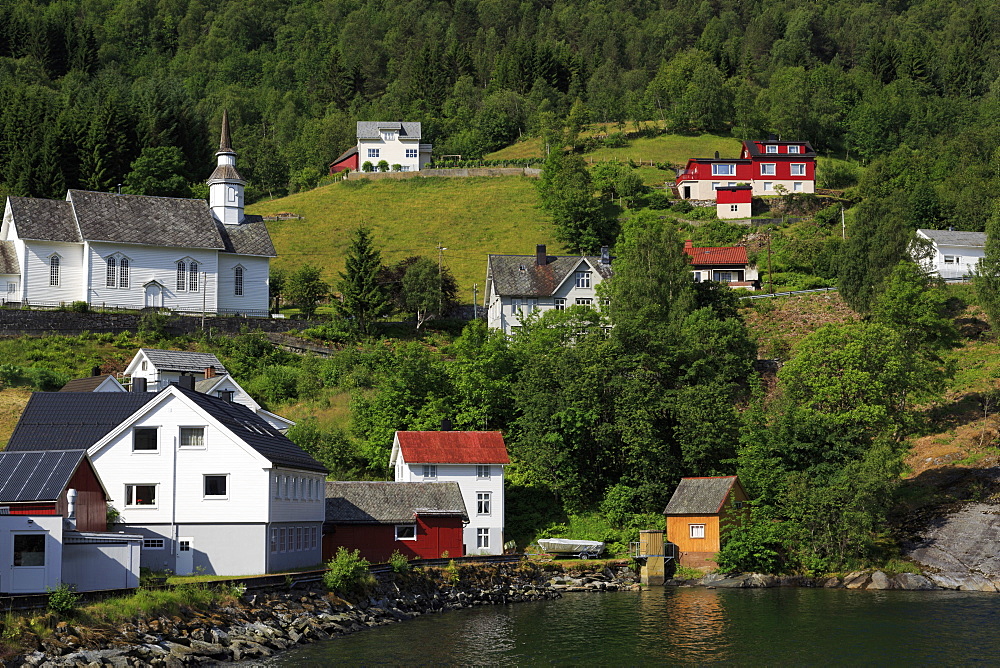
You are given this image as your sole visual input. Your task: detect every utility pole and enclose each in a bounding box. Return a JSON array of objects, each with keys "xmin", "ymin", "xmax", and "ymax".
[
  {"xmin": 201, "ymin": 272, "xmax": 207, "ymax": 332},
  {"xmin": 841, "ymin": 206, "xmax": 846, "ymax": 240},
  {"xmin": 473, "ymin": 283, "xmax": 478, "ymax": 319},
  {"xmin": 767, "ymin": 226, "xmax": 774, "ymax": 295}
]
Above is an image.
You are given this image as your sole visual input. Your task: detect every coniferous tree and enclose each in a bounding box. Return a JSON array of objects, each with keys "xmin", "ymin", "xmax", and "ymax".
[
  {"xmin": 974, "ymin": 200, "xmax": 1000, "ymax": 332},
  {"xmin": 334, "ymin": 226, "xmax": 392, "ymax": 336}
]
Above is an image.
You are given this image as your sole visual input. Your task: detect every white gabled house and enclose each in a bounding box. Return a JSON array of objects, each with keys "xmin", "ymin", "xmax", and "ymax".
[
  {"xmin": 916, "ymin": 229, "xmax": 986, "ymax": 280},
  {"xmin": 124, "ymin": 348, "xmax": 294, "ymax": 431},
  {"xmin": 329, "ymin": 122, "xmax": 433, "ymax": 173},
  {"xmin": 5, "ymin": 383, "xmax": 326, "ymax": 576},
  {"xmin": 0, "ymin": 111, "xmax": 275, "ymax": 315},
  {"xmin": 390, "ymin": 430, "xmax": 509, "ymax": 555},
  {"xmin": 484, "ymin": 245, "xmax": 613, "ymax": 335}
]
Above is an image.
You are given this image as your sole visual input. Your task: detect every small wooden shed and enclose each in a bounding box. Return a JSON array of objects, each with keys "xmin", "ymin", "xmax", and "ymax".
[{"xmin": 663, "ymin": 475, "xmax": 749, "ymax": 570}]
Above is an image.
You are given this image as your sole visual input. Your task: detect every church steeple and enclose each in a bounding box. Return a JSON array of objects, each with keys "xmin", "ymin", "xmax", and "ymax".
[{"xmin": 208, "ymin": 110, "xmax": 245, "ymax": 225}]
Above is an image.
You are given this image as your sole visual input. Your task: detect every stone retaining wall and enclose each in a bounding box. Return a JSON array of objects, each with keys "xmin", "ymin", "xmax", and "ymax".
[{"xmin": 0, "ymin": 309, "xmax": 318, "ymax": 337}]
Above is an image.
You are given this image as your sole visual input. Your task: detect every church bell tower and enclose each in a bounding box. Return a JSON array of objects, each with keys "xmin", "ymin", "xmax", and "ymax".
[{"xmin": 208, "ymin": 110, "xmax": 245, "ymax": 225}]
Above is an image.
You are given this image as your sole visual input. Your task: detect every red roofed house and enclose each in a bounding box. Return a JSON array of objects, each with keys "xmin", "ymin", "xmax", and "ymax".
[
  {"xmin": 684, "ymin": 241, "xmax": 758, "ymax": 290},
  {"xmin": 675, "ymin": 138, "xmax": 816, "ymax": 201},
  {"xmin": 390, "ymin": 430, "xmax": 509, "ymax": 555}
]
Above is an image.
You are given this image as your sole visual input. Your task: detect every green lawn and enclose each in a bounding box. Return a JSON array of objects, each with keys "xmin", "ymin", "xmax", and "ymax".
[{"xmin": 250, "ymin": 176, "xmax": 559, "ymax": 301}]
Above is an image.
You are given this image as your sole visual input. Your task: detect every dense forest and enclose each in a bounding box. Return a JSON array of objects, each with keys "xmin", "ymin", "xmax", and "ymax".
[{"xmin": 1, "ymin": 0, "xmax": 999, "ymax": 227}]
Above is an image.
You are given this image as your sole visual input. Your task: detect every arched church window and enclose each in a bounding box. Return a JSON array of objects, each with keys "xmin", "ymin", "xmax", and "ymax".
[
  {"xmin": 49, "ymin": 256, "xmax": 60, "ymax": 286},
  {"xmin": 176, "ymin": 261, "xmax": 186, "ymax": 291},
  {"xmin": 119, "ymin": 258, "xmax": 129, "ymax": 288},
  {"xmin": 106, "ymin": 257, "xmax": 117, "ymax": 287}
]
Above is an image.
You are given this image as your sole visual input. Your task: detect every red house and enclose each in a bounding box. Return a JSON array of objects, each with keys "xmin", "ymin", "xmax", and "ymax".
[
  {"xmin": 323, "ymin": 481, "xmax": 468, "ymax": 563},
  {"xmin": 0, "ymin": 449, "xmax": 109, "ymax": 532},
  {"xmin": 328, "ymin": 146, "xmax": 359, "ymax": 174},
  {"xmin": 683, "ymin": 240, "xmax": 759, "ymax": 289},
  {"xmin": 675, "ymin": 138, "xmax": 816, "ymax": 201}
]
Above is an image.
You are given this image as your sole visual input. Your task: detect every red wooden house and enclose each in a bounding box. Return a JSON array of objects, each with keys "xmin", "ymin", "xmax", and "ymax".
[
  {"xmin": 323, "ymin": 481, "xmax": 468, "ymax": 562},
  {"xmin": 0, "ymin": 449, "xmax": 109, "ymax": 532},
  {"xmin": 675, "ymin": 138, "xmax": 816, "ymax": 201},
  {"xmin": 328, "ymin": 146, "xmax": 359, "ymax": 174},
  {"xmin": 683, "ymin": 240, "xmax": 759, "ymax": 289}
]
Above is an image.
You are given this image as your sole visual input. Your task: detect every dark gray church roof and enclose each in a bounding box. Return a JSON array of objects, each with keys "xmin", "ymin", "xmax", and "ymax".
[
  {"xmin": 5, "ymin": 393, "xmax": 155, "ymax": 452},
  {"xmin": 0, "ymin": 240, "xmax": 19, "ymax": 274},
  {"xmin": 325, "ymin": 481, "xmax": 467, "ymax": 524},
  {"xmin": 663, "ymin": 476, "xmax": 740, "ymax": 515},
  {"xmin": 487, "ymin": 254, "xmax": 612, "ymax": 297},
  {"xmin": 218, "ymin": 216, "xmax": 276, "ymax": 256},
  {"xmin": 0, "ymin": 449, "xmax": 89, "ymax": 503},
  {"xmin": 6, "ymin": 197, "xmax": 81, "ymax": 242},
  {"xmin": 68, "ymin": 190, "xmax": 226, "ymax": 249}
]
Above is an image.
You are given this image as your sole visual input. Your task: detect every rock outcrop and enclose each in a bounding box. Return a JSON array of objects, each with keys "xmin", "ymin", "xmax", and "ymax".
[{"xmin": 903, "ymin": 501, "xmax": 1000, "ymax": 591}]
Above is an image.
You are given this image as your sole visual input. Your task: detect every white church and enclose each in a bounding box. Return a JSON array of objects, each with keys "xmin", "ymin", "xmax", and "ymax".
[{"xmin": 0, "ymin": 112, "xmax": 274, "ymax": 315}]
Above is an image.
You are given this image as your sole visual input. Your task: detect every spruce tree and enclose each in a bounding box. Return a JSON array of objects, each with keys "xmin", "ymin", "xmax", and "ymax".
[
  {"xmin": 334, "ymin": 226, "xmax": 392, "ymax": 336},
  {"xmin": 974, "ymin": 201, "xmax": 1000, "ymax": 332}
]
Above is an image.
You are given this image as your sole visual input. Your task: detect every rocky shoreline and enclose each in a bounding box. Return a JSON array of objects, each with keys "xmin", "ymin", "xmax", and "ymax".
[
  {"xmin": 669, "ymin": 569, "xmax": 1000, "ymax": 591},
  {"xmin": 9, "ymin": 562, "xmax": 638, "ymax": 667}
]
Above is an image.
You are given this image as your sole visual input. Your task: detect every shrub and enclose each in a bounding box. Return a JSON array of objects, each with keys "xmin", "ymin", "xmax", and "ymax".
[
  {"xmin": 671, "ymin": 200, "xmax": 693, "ymax": 214},
  {"xmin": 361, "ymin": 161, "xmax": 374, "ymax": 172},
  {"xmin": 25, "ymin": 366, "xmax": 69, "ymax": 391},
  {"xmin": 47, "ymin": 584, "xmax": 79, "ymax": 615},
  {"xmin": 645, "ymin": 191, "xmax": 672, "ymax": 210},
  {"xmin": 391, "ymin": 164, "xmax": 402, "ymax": 172},
  {"xmin": 377, "ymin": 160, "xmax": 389, "ymax": 172},
  {"xmin": 106, "ymin": 504, "xmax": 121, "ymax": 526},
  {"xmin": 388, "ymin": 550, "xmax": 410, "ymax": 573},
  {"xmin": 323, "ymin": 547, "xmax": 372, "ymax": 592},
  {"xmin": 68, "ymin": 301, "xmax": 89, "ymax": 313}
]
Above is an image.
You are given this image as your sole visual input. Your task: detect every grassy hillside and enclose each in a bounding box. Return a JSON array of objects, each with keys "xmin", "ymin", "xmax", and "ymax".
[
  {"xmin": 489, "ymin": 129, "xmax": 742, "ymax": 165},
  {"xmin": 250, "ymin": 176, "xmax": 558, "ymax": 301}
]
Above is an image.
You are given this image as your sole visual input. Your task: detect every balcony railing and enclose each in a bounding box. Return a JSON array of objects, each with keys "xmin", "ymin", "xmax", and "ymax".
[{"xmin": 629, "ymin": 541, "xmax": 678, "ymax": 559}]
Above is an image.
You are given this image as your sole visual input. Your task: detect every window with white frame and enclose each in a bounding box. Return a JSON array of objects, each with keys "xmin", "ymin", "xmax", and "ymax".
[
  {"xmin": 6, "ymin": 282, "xmax": 15, "ymax": 294},
  {"xmin": 730, "ymin": 204, "xmax": 739, "ymax": 212},
  {"xmin": 793, "ymin": 182, "xmax": 803, "ymax": 192},
  {"xmin": 712, "ymin": 164, "xmax": 736, "ymax": 176},
  {"xmin": 189, "ymin": 263, "xmax": 198, "ymax": 292},
  {"xmin": 575, "ymin": 297, "xmax": 592, "ymax": 305},
  {"xmin": 689, "ymin": 524, "xmax": 706, "ymax": 539},
  {"xmin": 422, "ymin": 464, "xmax": 437, "ymax": 479},
  {"xmin": 790, "ymin": 163, "xmax": 806, "ymax": 176},
  {"xmin": 554, "ymin": 298, "xmax": 566, "ymax": 311},
  {"xmin": 270, "ymin": 528, "xmax": 278, "ymax": 552},
  {"xmin": 142, "ymin": 538, "xmax": 165, "ymax": 549},
  {"xmin": 477, "ymin": 527, "xmax": 490, "ymax": 549},
  {"xmin": 125, "ymin": 484, "xmax": 157, "ymax": 507},
  {"xmin": 234, "ymin": 266, "xmax": 244, "ymax": 296},
  {"xmin": 133, "ymin": 427, "xmax": 158, "ymax": 452},
  {"xmin": 368, "ymin": 148, "xmax": 380, "ymax": 158},
  {"xmin": 788, "ymin": 145, "xmax": 801, "ymax": 154},
  {"xmin": 765, "ymin": 145, "xmax": 778, "ymax": 154},
  {"xmin": 119, "ymin": 258, "xmax": 129, "ymax": 288},
  {"xmin": 405, "ymin": 148, "xmax": 418, "ymax": 158},
  {"xmin": 477, "ymin": 491, "xmax": 491, "ymax": 515},
  {"xmin": 712, "ymin": 182, "xmax": 721, "ymax": 190},
  {"xmin": 176, "ymin": 261, "xmax": 186, "ymax": 291},
  {"xmin": 381, "ymin": 131, "xmax": 396, "ymax": 141},
  {"xmin": 760, "ymin": 163, "xmax": 776, "ymax": 176},
  {"xmin": 944, "ymin": 256, "xmax": 958, "ymax": 264},
  {"xmin": 204, "ymin": 474, "xmax": 228, "ymax": 498},
  {"xmin": 279, "ymin": 527, "xmax": 286, "ymax": 551},
  {"xmin": 395, "ymin": 524, "xmax": 417, "ymax": 540},
  {"xmin": 296, "ymin": 527, "xmax": 304, "ymax": 550},
  {"xmin": 477, "ymin": 465, "xmax": 491, "ymax": 479},
  {"xmin": 106, "ymin": 257, "xmax": 117, "ymax": 287},
  {"xmin": 575, "ymin": 271, "xmax": 591, "ymax": 288},
  {"xmin": 180, "ymin": 427, "xmax": 205, "ymax": 448},
  {"xmin": 763, "ymin": 182, "xmax": 773, "ymax": 191},
  {"xmin": 49, "ymin": 255, "xmax": 60, "ymax": 286}
]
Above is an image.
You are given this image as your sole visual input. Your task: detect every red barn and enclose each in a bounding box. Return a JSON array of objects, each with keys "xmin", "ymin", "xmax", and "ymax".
[
  {"xmin": 328, "ymin": 146, "xmax": 359, "ymax": 174},
  {"xmin": 323, "ymin": 481, "xmax": 468, "ymax": 563}
]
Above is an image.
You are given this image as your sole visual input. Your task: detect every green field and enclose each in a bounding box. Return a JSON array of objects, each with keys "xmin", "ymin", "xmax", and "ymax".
[
  {"xmin": 249, "ymin": 176, "xmax": 559, "ymax": 301},
  {"xmin": 489, "ymin": 129, "xmax": 742, "ymax": 164}
]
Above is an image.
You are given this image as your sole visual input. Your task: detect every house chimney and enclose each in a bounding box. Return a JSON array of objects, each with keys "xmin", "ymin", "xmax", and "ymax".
[
  {"xmin": 132, "ymin": 377, "xmax": 147, "ymax": 393},
  {"xmin": 91, "ymin": 365, "xmax": 101, "ymax": 377},
  {"xmin": 204, "ymin": 366, "xmax": 216, "ymax": 379},
  {"xmin": 768, "ymin": 133, "xmax": 777, "ymax": 141},
  {"xmin": 441, "ymin": 418, "xmax": 453, "ymax": 431},
  {"xmin": 536, "ymin": 244, "xmax": 547, "ymax": 267},
  {"xmin": 600, "ymin": 246, "xmax": 611, "ymax": 265},
  {"xmin": 65, "ymin": 488, "xmax": 77, "ymax": 530},
  {"xmin": 178, "ymin": 375, "xmax": 196, "ymax": 391},
  {"xmin": 684, "ymin": 240, "xmax": 693, "ymax": 250},
  {"xmin": 714, "ymin": 151, "xmax": 720, "ymax": 159}
]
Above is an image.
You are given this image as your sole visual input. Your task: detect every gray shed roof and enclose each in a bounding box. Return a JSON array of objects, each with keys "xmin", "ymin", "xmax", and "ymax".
[
  {"xmin": 488, "ymin": 254, "xmax": 612, "ymax": 297},
  {"xmin": 356, "ymin": 121, "xmax": 422, "ymax": 140},
  {"xmin": 68, "ymin": 190, "xmax": 226, "ymax": 249},
  {"xmin": 5, "ymin": 393, "xmax": 155, "ymax": 452},
  {"xmin": 325, "ymin": 481, "xmax": 467, "ymax": 524},
  {"xmin": 140, "ymin": 348, "xmax": 228, "ymax": 374},
  {"xmin": 663, "ymin": 476, "xmax": 739, "ymax": 515},
  {"xmin": 917, "ymin": 229, "xmax": 987, "ymax": 248},
  {"xmin": 0, "ymin": 240, "xmax": 19, "ymax": 274},
  {"xmin": 6, "ymin": 197, "xmax": 80, "ymax": 242},
  {"xmin": 0, "ymin": 450, "xmax": 89, "ymax": 503},
  {"xmin": 218, "ymin": 215, "xmax": 276, "ymax": 256}
]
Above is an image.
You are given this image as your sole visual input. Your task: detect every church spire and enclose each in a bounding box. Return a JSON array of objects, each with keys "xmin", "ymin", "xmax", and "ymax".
[
  {"xmin": 208, "ymin": 110, "xmax": 245, "ymax": 225},
  {"xmin": 217, "ymin": 109, "xmax": 235, "ymax": 155}
]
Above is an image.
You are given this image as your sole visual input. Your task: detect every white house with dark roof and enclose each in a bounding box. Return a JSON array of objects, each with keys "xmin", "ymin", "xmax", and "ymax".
[
  {"xmin": 0, "ymin": 111, "xmax": 275, "ymax": 315},
  {"xmin": 329, "ymin": 122, "xmax": 432, "ymax": 173},
  {"xmin": 123, "ymin": 348, "xmax": 294, "ymax": 431},
  {"xmin": 916, "ymin": 229, "xmax": 986, "ymax": 280},
  {"xmin": 485, "ymin": 244, "xmax": 613, "ymax": 335},
  {"xmin": 4, "ymin": 384, "xmax": 327, "ymax": 576}
]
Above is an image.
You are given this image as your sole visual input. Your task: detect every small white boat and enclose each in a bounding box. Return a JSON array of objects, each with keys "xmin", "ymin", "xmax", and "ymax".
[{"xmin": 537, "ymin": 538, "xmax": 605, "ymax": 559}]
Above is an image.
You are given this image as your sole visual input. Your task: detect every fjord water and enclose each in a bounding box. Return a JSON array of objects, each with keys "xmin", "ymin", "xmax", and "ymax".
[{"xmin": 268, "ymin": 587, "xmax": 1000, "ymax": 665}]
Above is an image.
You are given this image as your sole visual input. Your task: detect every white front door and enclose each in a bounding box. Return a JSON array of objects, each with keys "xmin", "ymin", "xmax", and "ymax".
[
  {"xmin": 176, "ymin": 537, "xmax": 194, "ymax": 575},
  {"xmin": 12, "ymin": 532, "xmax": 48, "ymax": 593},
  {"xmin": 145, "ymin": 284, "xmax": 162, "ymax": 308}
]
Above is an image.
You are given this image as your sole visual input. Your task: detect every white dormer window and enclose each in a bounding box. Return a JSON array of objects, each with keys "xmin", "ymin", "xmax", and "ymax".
[
  {"xmin": 788, "ymin": 145, "xmax": 801, "ymax": 154},
  {"xmin": 381, "ymin": 131, "xmax": 397, "ymax": 141},
  {"xmin": 49, "ymin": 255, "xmax": 60, "ymax": 286},
  {"xmin": 765, "ymin": 145, "xmax": 778, "ymax": 154}
]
